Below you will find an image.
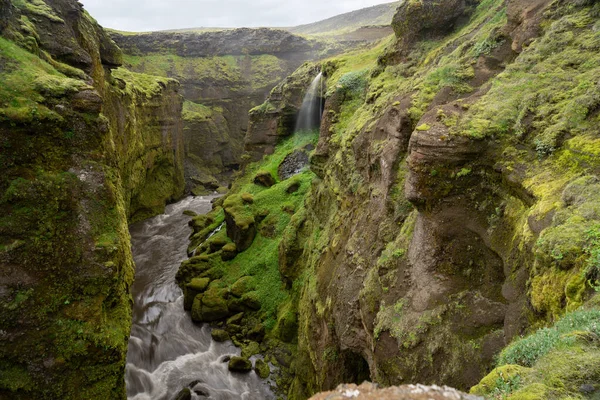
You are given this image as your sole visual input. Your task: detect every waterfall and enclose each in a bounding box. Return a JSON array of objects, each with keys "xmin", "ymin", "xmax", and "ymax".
[{"xmin": 294, "ymin": 72, "xmax": 323, "ymax": 133}]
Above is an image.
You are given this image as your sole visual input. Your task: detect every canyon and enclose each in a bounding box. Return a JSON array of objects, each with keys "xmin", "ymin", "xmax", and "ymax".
[{"xmin": 1, "ymin": 0, "xmax": 600, "ymax": 399}]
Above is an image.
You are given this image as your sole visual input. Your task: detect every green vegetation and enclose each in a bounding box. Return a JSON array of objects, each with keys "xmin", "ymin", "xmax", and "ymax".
[
  {"xmin": 0, "ymin": 37, "xmax": 90, "ymax": 123},
  {"xmin": 473, "ymin": 306, "xmax": 600, "ymax": 399},
  {"xmin": 123, "ymin": 53, "xmax": 287, "ymax": 90},
  {"xmin": 460, "ymin": 5, "xmax": 600, "ymax": 143},
  {"xmin": 179, "ymin": 129, "xmax": 319, "ymax": 323},
  {"xmin": 13, "ymin": 0, "xmax": 64, "ymax": 23},
  {"xmin": 112, "ymin": 67, "xmax": 176, "ymax": 100}
]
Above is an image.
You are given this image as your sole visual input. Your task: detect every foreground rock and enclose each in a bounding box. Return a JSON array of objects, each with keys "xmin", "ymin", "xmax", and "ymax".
[
  {"xmin": 309, "ymin": 383, "xmax": 482, "ymax": 400},
  {"xmin": 228, "ymin": 356, "xmax": 252, "ymax": 373}
]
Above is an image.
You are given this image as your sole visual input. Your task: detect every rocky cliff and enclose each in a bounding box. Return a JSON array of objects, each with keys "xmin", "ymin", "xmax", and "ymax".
[
  {"xmin": 176, "ymin": 0, "xmax": 600, "ymax": 399},
  {"xmin": 0, "ymin": 0, "xmax": 184, "ymax": 398},
  {"xmin": 110, "ymin": 28, "xmax": 332, "ymax": 194}
]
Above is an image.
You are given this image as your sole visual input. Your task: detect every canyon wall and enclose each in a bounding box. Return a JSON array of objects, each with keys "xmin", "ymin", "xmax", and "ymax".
[
  {"xmin": 0, "ymin": 0, "xmax": 184, "ymax": 397},
  {"xmin": 110, "ymin": 29, "xmax": 331, "ymax": 193},
  {"xmin": 176, "ymin": 0, "xmax": 600, "ymax": 399}
]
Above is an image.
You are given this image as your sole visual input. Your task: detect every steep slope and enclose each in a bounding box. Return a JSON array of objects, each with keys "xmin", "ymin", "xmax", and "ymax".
[
  {"xmin": 287, "ymin": 1, "xmax": 400, "ymax": 37},
  {"xmin": 176, "ymin": 0, "xmax": 600, "ymax": 399},
  {"xmin": 0, "ymin": 0, "xmax": 184, "ymax": 398}
]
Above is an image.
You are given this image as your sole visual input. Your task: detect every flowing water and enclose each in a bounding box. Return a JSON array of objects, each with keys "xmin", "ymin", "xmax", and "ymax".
[
  {"xmin": 125, "ymin": 196, "xmax": 274, "ymax": 400},
  {"xmin": 295, "ymin": 72, "xmax": 323, "ymax": 132}
]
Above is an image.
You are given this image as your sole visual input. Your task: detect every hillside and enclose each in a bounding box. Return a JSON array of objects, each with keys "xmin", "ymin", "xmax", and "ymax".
[{"xmin": 287, "ymin": 1, "xmax": 401, "ymax": 36}]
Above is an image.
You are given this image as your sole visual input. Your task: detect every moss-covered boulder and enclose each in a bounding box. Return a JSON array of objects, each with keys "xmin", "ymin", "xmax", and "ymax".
[
  {"xmin": 184, "ymin": 277, "xmax": 210, "ymax": 311},
  {"xmin": 231, "ymin": 276, "xmax": 257, "ymax": 298},
  {"xmin": 254, "ymin": 358, "xmax": 271, "ymax": 379},
  {"xmin": 221, "ymin": 243, "xmax": 238, "ymax": 261},
  {"xmin": 228, "ymin": 356, "xmax": 252, "ymax": 373},
  {"xmin": 223, "ymin": 194, "xmax": 256, "ymax": 251},
  {"xmin": 253, "ymin": 170, "xmax": 276, "ymax": 187},
  {"xmin": 191, "ymin": 286, "xmax": 230, "ymax": 322},
  {"xmin": 211, "ymin": 329, "xmax": 230, "ymax": 342}
]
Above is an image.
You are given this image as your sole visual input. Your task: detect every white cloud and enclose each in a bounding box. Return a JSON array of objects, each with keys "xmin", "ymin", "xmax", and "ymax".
[{"xmin": 79, "ymin": 0, "xmax": 396, "ymax": 32}]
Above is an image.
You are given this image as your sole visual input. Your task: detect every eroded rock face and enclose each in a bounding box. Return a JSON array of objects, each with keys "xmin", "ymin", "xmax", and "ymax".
[
  {"xmin": 392, "ymin": 0, "xmax": 480, "ymax": 53},
  {"xmin": 0, "ymin": 0, "xmax": 184, "ymax": 397},
  {"xmin": 309, "ymin": 383, "xmax": 482, "ymax": 400},
  {"xmin": 111, "ymin": 29, "xmax": 326, "ymax": 190}
]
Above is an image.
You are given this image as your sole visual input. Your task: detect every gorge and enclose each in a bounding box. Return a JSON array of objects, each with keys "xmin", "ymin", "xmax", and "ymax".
[{"xmin": 2, "ymin": 0, "xmax": 600, "ymax": 399}]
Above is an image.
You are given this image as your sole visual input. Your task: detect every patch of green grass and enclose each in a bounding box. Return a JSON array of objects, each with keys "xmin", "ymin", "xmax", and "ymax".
[
  {"xmin": 13, "ymin": 0, "xmax": 64, "ymax": 23},
  {"xmin": 497, "ymin": 309, "xmax": 600, "ymax": 367},
  {"xmin": 111, "ymin": 67, "xmax": 176, "ymax": 100},
  {"xmin": 0, "ymin": 37, "xmax": 90, "ymax": 123}
]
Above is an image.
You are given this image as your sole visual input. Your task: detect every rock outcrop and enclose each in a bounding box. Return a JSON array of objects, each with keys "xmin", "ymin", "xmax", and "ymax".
[
  {"xmin": 0, "ymin": 0, "xmax": 184, "ymax": 398},
  {"xmin": 309, "ymin": 383, "xmax": 481, "ymax": 400}
]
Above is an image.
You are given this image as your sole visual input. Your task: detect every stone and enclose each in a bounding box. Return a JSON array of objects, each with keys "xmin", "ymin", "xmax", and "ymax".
[
  {"xmin": 221, "ymin": 243, "xmax": 238, "ymax": 261},
  {"xmin": 308, "ymin": 383, "xmax": 482, "ymax": 400},
  {"xmin": 254, "ymin": 359, "xmax": 270, "ymax": 379},
  {"xmin": 211, "ymin": 329, "xmax": 230, "ymax": 342},
  {"xmin": 184, "ymin": 278, "xmax": 210, "ymax": 311},
  {"xmin": 253, "ymin": 171, "xmax": 276, "ymax": 187},
  {"xmin": 241, "ymin": 292, "xmax": 261, "ymax": 311},
  {"xmin": 172, "ymin": 387, "xmax": 192, "ymax": 400},
  {"xmin": 248, "ymin": 324, "xmax": 265, "ymax": 342},
  {"xmin": 191, "ymin": 289, "xmax": 230, "ymax": 322},
  {"xmin": 278, "ymin": 150, "xmax": 309, "ymax": 180},
  {"xmin": 231, "ymin": 276, "xmax": 256, "ymax": 298},
  {"xmin": 228, "ymin": 356, "xmax": 252, "ymax": 373},
  {"xmin": 580, "ymin": 384, "xmax": 596, "ymax": 394}
]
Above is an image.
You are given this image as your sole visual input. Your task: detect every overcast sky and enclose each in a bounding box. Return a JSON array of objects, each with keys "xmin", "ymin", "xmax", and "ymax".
[{"xmin": 79, "ymin": 0, "xmax": 395, "ymax": 32}]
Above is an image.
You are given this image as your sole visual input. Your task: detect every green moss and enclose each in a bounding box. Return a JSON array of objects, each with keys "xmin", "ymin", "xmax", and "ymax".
[
  {"xmin": 13, "ymin": 0, "xmax": 65, "ymax": 23},
  {"xmin": 182, "ymin": 100, "xmax": 214, "ymax": 121},
  {"xmin": 0, "ymin": 37, "xmax": 89, "ymax": 123},
  {"xmin": 123, "ymin": 53, "xmax": 287, "ymax": 91},
  {"xmin": 223, "ymin": 194, "xmax": 255, "ymax": 230},
  {"xmin": 470, "ymin": 364, "xmax": 531, "ymax": 397},
  {"xmin": 111, "ymin": 67, "xmax": 176, "ymax": 100}
]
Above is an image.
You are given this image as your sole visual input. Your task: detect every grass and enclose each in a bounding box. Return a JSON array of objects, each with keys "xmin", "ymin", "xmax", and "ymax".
[
  {"xmin": 111, "ymin": 67, "xmax": 176, "ymax": 100},
  {"xmin": 123, "ymin": 53, "xmax": 287, "ymax": 90},
  {"xmin": 473, "ymin": 306, "xmax": 600, "ymax": 399},
  {"xmin": 497, "ymin": 309, "xmax": 600, "ymax": 367},
  {"xmin": 0, "ymin": 37, "xmax": 90, "ymax": 123},
  {"xmin": 182, "ymin": 129, "xmax": 319, "ymax": 323}
]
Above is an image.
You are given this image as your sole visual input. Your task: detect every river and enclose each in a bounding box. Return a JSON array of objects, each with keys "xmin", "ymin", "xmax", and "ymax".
[{"xmin": 125, "ymin": 196, "xmax": 273, "ymax": 400}]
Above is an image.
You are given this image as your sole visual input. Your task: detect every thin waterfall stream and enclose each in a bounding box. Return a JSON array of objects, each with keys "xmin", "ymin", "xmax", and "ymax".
[
  {"xmin": 295, "ymin": 72, "xmax": 323, "ymax": 132},
  {"xmin": 125, "ymin": 196, "xmax": 274, "ymax": 400}
]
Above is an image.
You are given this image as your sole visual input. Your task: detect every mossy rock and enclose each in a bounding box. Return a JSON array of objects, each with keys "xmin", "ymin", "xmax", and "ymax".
[
  {"xmin": 241, "ymin": 193, "xmax": 254, "ymax": 204},
  {"xmin": 191, "ymin": 288, "xmax": 230, "ymax": 322},
  {"xmin": 276, "ymin": 309, "xmax": 298, "ymax": 343},
  {"xmin": 471, "ymin": 364, "xmax": 532, "ymax": 396},
  {"xmin": 254, "ymin": 359, "xmax": 270, "ymax": 379},
  {"xmin": 184, "ymin": 277, "xmax": 211, "ymax": 311},
  {"xmin": 221, "ymin": 243, "xmax": 238, "ymax": 261},
  {"xmin": 208, "ymin": 236, "xmax": 228, "ymax": 253},
  {"xmin": 211, "ymin": 329, "xmax": 230, "ymax": 342},
  {"xmin": 191, "ymin": 185, "xmax": 211, "ymax": 196},
  {"xmin": 173, "ymin": 387, "xmax": 192, "ymax": 400},
  {"xmin": 227, "ymin": 312, "xmax": 244, "ymax": 326},
  {"xmin": 248, "ymin": 323, "xmax": 266, "ymax": 342},
  {"xmin": 231, "ymin": 276, "xmax": 257, "ymax": 298},
  {"xmin": 241, "ymin": 341, "xmax": 261, "ymax": 358},
  {"xmin": 183, "ymin": 210, "xmax": 198, "ymax": 217},
  {"xmin": 223, "ymin": 194, "xmax": 256, "ymax": 251},
  {"xmin": 241, "ymin": 291, "xmax": 261, "ymax": 311},
  {"xmin": 253, "ymin": 170, "xmax": 276, "ymax": 187},
  {"xmin": 228, "ymin": 356, "xmax": 252, "ymax": 373}
]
